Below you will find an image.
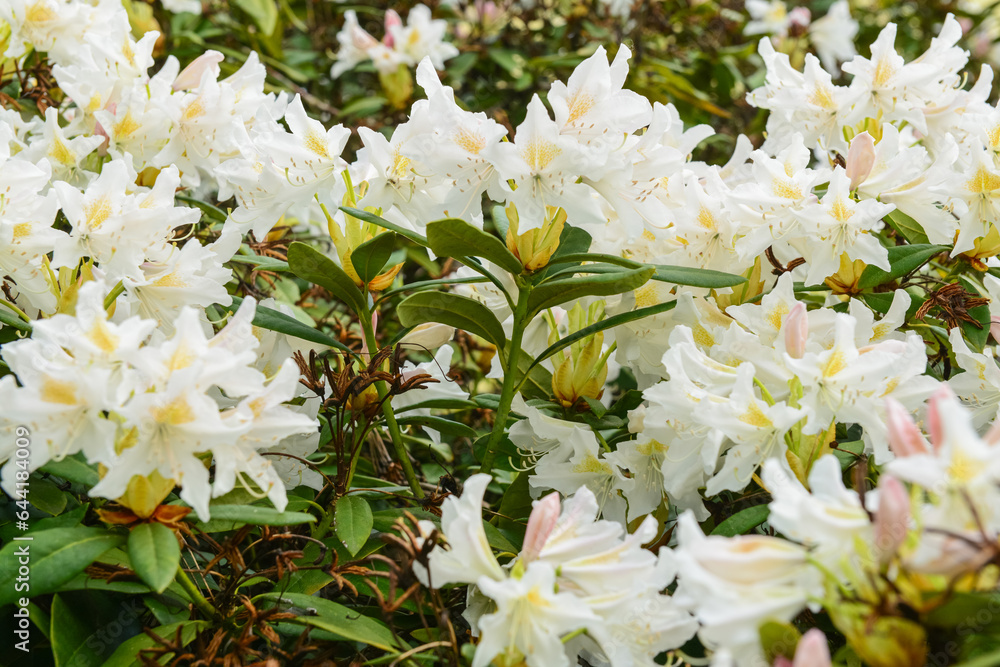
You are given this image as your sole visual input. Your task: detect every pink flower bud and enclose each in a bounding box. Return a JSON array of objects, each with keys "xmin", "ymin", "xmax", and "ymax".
[
  {"xmin": 990, "ymin": 316, "xmax": 1000, "ymax": 345},
  {"xmin": 788, "ymin": 7, "xmax": 811, "ymax": 29},
  {"xmin": 383, "ymin": 10, "xmax": 402, "ymax": 48},
  {"xmin": 351, "ymin": 24, "xmax": 378, "ymax": 51},
  {"xmin": 873, "ymin": 475, "xmax": 910, "ymax": 563},
  {"xmin": 521, "ymin": 492, "xmax": 560, "ymax": 563},
  {"xmin": 926, "ymin": 385, "xmax": 956, "ymax": 452},
  {"xmin": 846, "ymin": 131, "xmax": 876, "ymax": 191},
  {"xmin": 784, "ymin": 302, "xmax": 808, "ymax": 359},
  {"xmin": 793, "ymin": 629, "xmax": 831, "ymax": 667},
  {"xmin": 884, "ymin": 398, "xmax": 929, "ymax": 457},
  {"xmin": 172, "ymin": 51, "xmax": 224, "ymax": 91}
]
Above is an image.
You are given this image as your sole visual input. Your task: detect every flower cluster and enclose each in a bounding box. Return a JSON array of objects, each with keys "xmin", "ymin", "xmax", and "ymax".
[
  {"xmin": 416, "ymin": 475, "xmax": 698, "ymax": 667},
  {"xmin": 0, "ymin": 282, "xmax": 316, "ymax": 519},
  {"xmin": 330, "ymin": 5, "xmax": 458, "ymax": 78}
]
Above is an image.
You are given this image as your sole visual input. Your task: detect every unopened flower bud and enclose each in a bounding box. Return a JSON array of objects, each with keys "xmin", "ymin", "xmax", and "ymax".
[
  {"xmin": 846, "ymin": 131, "xmax": 876, "ymax": 190},
  {"xmin": 926, "ymin": 385, "xmax": 956, "ymax": 452},
  {"xmin": 506, "ymin": 202, "xmax": 565, "ymax": 272},
  {"xmin": 793, "ymin": 629, "xmax": 831, "ymax": 667},
  {"xmin": 173, "ymin": 51, "xmax": 224, "ymax": 91},
  {"xmin": 784, "ymin": 302, "xmax": 808, "ymax": 358},
  {"xmin": 383, "ymin": 10, "xmax": 402, "ymax": 48},
  {"xmin": 991, "ymin": 316, "xmax": 1000, "ymax": 344},
  {"xmin": 873, "ymin": 475, "xmax": 910, "ymax": 563},
  {"xmin": 521, "ymin": 492, "xmax": 560, "ymax": 562},
  {"xmin": 884, "ymin": 398, "xmax": 929, "ymax": 457},
  {"xmin": 399, "ymin": 322, "xmax": 455, "ymax": 351}
]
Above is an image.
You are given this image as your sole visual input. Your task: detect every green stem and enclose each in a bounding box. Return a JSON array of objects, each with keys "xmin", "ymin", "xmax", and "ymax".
[
  {"xmin": 480, "ymin": 281, "xmax": 530, "ymax": 475},
  {"xmin": 360, "ymin": 302, "xmax": 424, "ymax": 499},
  {"xmin": 0, "ymin": 298, "xmax": 31, "ymax": 324},
  {"xmin": 176, "ymin": 568, "xmax": 219, "ymax": 621},
  {"xmin": 103, "ymin": 280, "xmax": 125, "ymax": 311}
]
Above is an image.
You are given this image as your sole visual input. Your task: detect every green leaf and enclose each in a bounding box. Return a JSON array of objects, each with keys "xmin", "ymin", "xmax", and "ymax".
[
  {"xmin": 255, "ymin": 592, "xmax": 403, "ymax": 651},
  {"xmin": 351, "ymin": 232, "xmax": 396, "ymax": 283},
  {"xmin": 287, "ymin": 242, "xmax": 367, "ymax": 315},
  {"xmin": 482, "ymin": 521, "xmax": 519, "ymax": 554},
  {"xmin": 377, "ymin": 275, "xmax": 488, "ymax": 306},
  {"xmin": 426, "ymin": 218, "xmax": 523, "ymax": 275},
  {"xmin": 100, "ymin": 620, "xmax": 208, "ymax": 667},
  {"xmin": 195, "ymin": 505, "xmax": 317, "ymax": 528},
  {"xmin": 335, "ymin": 495, "xmax": 373, "ymax": 556},
  {"xmin": 497, "ymin": 472, "xmax": 532, "ymax": 542},
  {"xmin": 229, "ymin": 296, "xmax": 353, "ymax": 356},
  {"xmin": 396, "ymin": 415, "xmax": 478, "ymax": 439},
  {"xmin": 513, "ymin": 349, "xmax": 553, "ymax": 400},
  {"xmin": 759, "ymin": 620, "xmax": 801, "ymax": 664},
  {"xmin": 229, "ymin": 254, "xmax": 291, "ymax": 272},
  {"xmin": 0, "ymin": 527, "xmax": 126, "ymax": 606},
  {"xmin": 397, "ymin": 291, "xmax": 507, "ymax": 348},
  {"xmin": 527, "ymin": 267, "xmax": 654, "ymax": 316},
  {"xmin": 961, "ymin": 302, "xmax": 992, "ymax": 353},
  {"xmin": 884, "ymin": 209, "xmax": 931, "ymax": 245},
  {"xmin": 0, "ymin": 306, "xmax": 31, "ymax": 332},
  {"xmin": 857, "ymin": 244, "xmax": 948, "ymax": 290},
  {"xmin": 27, "ymin": 476, "xmax": 68, "ymax": 515},
  {"xmin": 176, "ymin": 195, "xmax": 228, "ymax": 223},
  {"xmin": 52, "ymin": 593, "xmax": 104, "ymax": 667},
  {"xmin": 128, "ymin": 523, "xmax": 180, "ymax": 594},
  {"xmin": 341, "ymin": 206, "xmax": 428, "ymax": 246},
  {"xmin": 832, "ymin": 440, "xmax": 865, "ymax": 470},
  {"xmin": 40, "ymin": 455, "xmax": 100, "ymax": 487},
  {"xmin": 394, "ymin": 398, "xmax": 480, "ymax": 413},
  {"xmin": 232, "ymin": 0, "xmax": 278, "ymax": 34},
  {"xmin": 546, "ymin": 253, "xmax": 747, "ymax": 288},
  {"xmin": 711, "ymin": 505, "xmax": 770, "ymax": 537}
]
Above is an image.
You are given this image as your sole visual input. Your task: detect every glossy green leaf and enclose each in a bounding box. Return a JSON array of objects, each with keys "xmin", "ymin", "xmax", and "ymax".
[
  {"xmin": 546, "ymin": 253, "xmax": 747, "ymax": 288},
  {"xmin": 0, "ymin": 527, "xmax": 126, "ymax": 606},
  {"xmin": 52, "ymin": 594, "xmax": 104, "ymax": 667},
  {"xmin": 287, "ymin": 242, "xmax": 367, "ymax": 316},
  {"xmin": 351, "ymin": 232, "xmax": 396, "ymax": 283},
  {"xmin": 397, "ymin": 291, "xmax": 507, "ymax": 348},
  {"xmin": 40, "ymin": 455, "xmax": 100, "ymax": 487},
  {"xmin": 426, "ymin": 218, "xmax": 523, "ymax": 275},
  {"xmin": 255, "ymin": 592, "xmax": 402, "ymax": 651},
  {"xmin": 229, "ymin": 296, "xmax": 353, "ymax": 356},
  {"xmin": 341, "ymin": 206, "xmax": 428, "ymax": 246},
  {"xmin": 528, "ymin": 267, "xmax": 654, "ymax": 316},
  {"xmin": 857, "ymin": 244, "xmax": 948, "ymax": 290},
  {"xmin": 229, "ymin": 254, "xmax": 291, "ymax": 272},
  {"xmin": 128, "ymin": 523, "xmax": 180, "ymax": 594},
  {"xmin": 961, "ymin": 303, "xmax": 992, "ymax": 353},
  {"xmin": 884, "ymin": 209, "xmax": 931, "ymax": 245},
  {"xmin": 0, "ymin": 306, "xmax": 31, "ymax": 331},
  {"xmin": 335, "ymin": 495, "xmax": 373, "ymax": 556},
  {"xmin": 711, "ymin": 504, "xmax": 770, "ymax": 537},
  {"xmin": 27, "ymin": 476, "xmax": 68, "ymax": 516},
  {"xmin": 196, "ymin": 504, "xmax": 317, "ymax": 527},
  {"xmin": 100, "ymin": 620, "xmax": 208, "ymax": 667}
]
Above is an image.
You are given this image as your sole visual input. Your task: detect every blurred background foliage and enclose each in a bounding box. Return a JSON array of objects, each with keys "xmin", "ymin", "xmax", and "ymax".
[{"xmin": 127, "ymin": 0, "xmax": 1000, "ymax": 162}]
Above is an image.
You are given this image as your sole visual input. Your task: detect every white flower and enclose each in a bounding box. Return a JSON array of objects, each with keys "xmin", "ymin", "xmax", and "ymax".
[
  {"xmin": 474, "ymin": 562, "xmax": 600, "ymax": 667},
  {"xmin": 763, "ymin": 454, "xmax": 872, "ymax": 573},
  {"xmin": 672, "ymin": 511, "xmax": 818, "ymax": 665},
  {"xmin": 416, "ymin": 473, "xmax": 505, "ymax": 587}
]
